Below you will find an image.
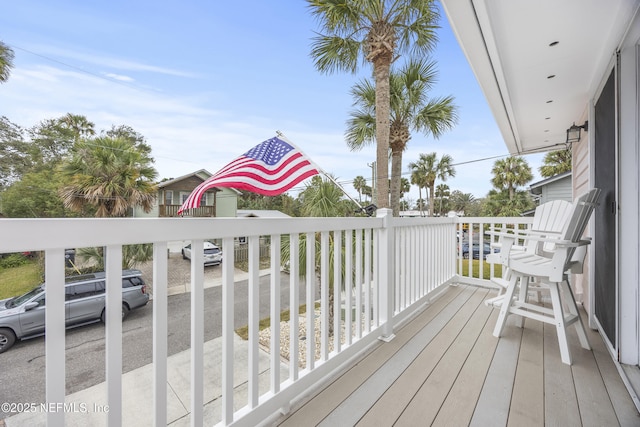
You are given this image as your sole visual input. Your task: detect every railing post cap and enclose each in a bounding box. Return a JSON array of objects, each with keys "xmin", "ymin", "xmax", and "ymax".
[{"xmin": 376, "ymin": 208, "xmax": 393, "ymax": 218}]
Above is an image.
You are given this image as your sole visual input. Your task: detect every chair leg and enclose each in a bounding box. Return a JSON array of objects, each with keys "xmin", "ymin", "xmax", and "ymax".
[
  {"xmin": 493, "ymin": 274, "xmax": 519, "ymax": 338},
  {"xmin": 515, "ymin": 275, "xmax": 530, "ymax": 329},
  {"xmin": 548, "ymin": 282, "xmax": 572, "ymax": 365},
  {"xmin": 560, "ymin": 279, "xmax": 591, "ymax": 350}
]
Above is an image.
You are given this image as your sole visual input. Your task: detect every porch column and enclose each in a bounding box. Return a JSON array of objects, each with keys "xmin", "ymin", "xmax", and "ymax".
[{"xmin": 377, "ymin": 208, "xmax": 395, "ymax": 341}]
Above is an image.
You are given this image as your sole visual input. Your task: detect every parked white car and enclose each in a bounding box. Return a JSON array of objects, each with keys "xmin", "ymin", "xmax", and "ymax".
[{"xmin": 181, "ymin": 242, "xmax": 222, "ymax": 266}]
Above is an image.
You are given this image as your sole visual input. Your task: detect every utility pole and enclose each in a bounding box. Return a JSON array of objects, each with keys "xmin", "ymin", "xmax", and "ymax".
[{"xmin": 368, "ymin": 161, "xmax": 377, "ymax": 207}]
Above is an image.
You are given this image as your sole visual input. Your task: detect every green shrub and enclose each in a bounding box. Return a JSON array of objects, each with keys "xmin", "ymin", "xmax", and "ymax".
[{"xmin": 0, "ymin": 253, "xmax": 31, "ymax": 269}]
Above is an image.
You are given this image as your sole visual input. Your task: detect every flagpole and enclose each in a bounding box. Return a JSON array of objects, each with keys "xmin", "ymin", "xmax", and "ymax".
[{"xmin": 276, "ymin": 131, "xmax": 372, "ymax": 214}]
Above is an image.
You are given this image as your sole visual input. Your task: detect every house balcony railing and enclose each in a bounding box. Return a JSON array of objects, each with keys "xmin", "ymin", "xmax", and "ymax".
[
  {"xmin": 0, "ymin": 211, "xmax": 534, "ymax": 426},
  {"xmin": 159, "ymin": 204, "xmax": 215, "ymax": 217}
]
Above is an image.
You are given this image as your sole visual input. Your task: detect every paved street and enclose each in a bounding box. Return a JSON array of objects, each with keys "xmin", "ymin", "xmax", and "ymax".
[{"xmin": 0, "ymin": 252, "xmax": 311, "ymax": 421}]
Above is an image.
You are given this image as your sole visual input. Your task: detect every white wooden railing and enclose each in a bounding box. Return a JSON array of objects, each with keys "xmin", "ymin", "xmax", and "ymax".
[{"xmin": 0, "ymin": 211, "xmax": 529, "ymax": 426}]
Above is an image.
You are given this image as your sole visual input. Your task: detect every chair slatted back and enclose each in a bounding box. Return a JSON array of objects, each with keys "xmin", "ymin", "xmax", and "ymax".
[
  {"xmin": 528, "ymin": 199, "xmax": 573, "ymax": 254},
  {"xmin": 560, "ymin": 188, "xmax": 601, "ymax": 268}
]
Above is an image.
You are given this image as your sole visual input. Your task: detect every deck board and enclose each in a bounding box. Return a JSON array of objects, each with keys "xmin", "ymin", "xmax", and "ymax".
[
  {"xmin": 431, "ymin": 309, "xmax": 499, "ymax": 426},
  {"xmin": 355, "ymin": 287, "xmax": 490, "ymax": 426},
  {"xmin": 470, "ymin": 315, "xmax": 523, "ymax": 427},
  {"xmin": 543, "ymin": 321, "xmax": 582, "ymax": 426},
  {"xmin": 508, "ymin": 318, "xmax": 545, "ymax": 426},
  {"xmin": 273, "ymin": 284, "xmax": 640, "ymax": 427},
  {"xmin": 393, "ymin": 289, "xmax": 493, "ymax": 426},
  {"xmin": 278, "ymin": 284, "xmax": 467, "ymax": 427}
]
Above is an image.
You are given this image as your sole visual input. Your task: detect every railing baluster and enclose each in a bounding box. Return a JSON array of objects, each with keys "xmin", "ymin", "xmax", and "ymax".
[
  {"xmin": 289, "ymin": 233, "xmax": 300, "ymax": 380},
  {"xmin": 270, "ymin": 233, "xmax": 281, "ymax": 393},
  {"xmin": 190, "ymin": 240, "xmax": 204, "ymax": 426},
  {"xmin": 305, "ymin": 232, "xmax": 315, "ymax": 370},
  {"xmin": 221, "ymin": 236, "xmax": 235, "ymax": 424},
  {"xmin": 248, "ymin": 235, "xmax": 260, "ymax": 407},
  {"xmin": 355, "ymin": 229, "xmax": 363, "ymax": 339},
  {"xmin": 333, "ymin": 230, "xmax": 342, "ymax": 353},
  {"xmin": 105, "ymin": 244, "xmax": 123, "ymax": 427},
  {"xmin": 320, "ymin": 231, "xmax": 329, "ymax": 361},
  {"xmin": 345, "ymin": 230, "xmax": 353, "ymax": 345},
  {"xmin": 45, "ymin": 248, "xmax": 65, "ymax": 427},
  {"xmin": 364, "ymin": 229, "xmax": 371, "ymax": 333},
  {"xmin": 152, "ymin": 242, "xmax": 168, "ymax": 427}
]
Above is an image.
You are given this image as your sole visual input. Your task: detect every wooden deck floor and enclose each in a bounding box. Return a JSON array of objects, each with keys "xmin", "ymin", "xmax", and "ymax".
[{"xmin": 274, "ymin": 284, "xmax": 640, "ymax": 426}]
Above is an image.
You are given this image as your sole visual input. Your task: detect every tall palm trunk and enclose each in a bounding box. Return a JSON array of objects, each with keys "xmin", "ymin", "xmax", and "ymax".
[
  {"xmin": 390, "ymin": 150, "xmax": 402, "ymax": 216},
  {"xmin": 429, "ymin": 184, "xmax": 435, "ymax": 216},
  {"xmin": 373, "ymin": 61, "xmax": 391, "ymax": 209}
]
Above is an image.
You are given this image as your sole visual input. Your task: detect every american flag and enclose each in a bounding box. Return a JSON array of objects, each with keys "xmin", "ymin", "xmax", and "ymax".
[{"xmin": 178, "ymin": 136, "xmax": 319, "ymax": 214}]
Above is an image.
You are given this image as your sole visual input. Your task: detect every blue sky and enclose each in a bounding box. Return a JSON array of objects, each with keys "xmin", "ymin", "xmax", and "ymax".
[{"xmin": 1, "ymin": 1, "xmax": 544, "ymax": 204}]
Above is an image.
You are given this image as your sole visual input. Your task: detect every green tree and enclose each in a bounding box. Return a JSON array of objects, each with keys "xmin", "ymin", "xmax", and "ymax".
[
  {"xmin": 449, "ymin": 190, "xmax": 475, "ymax": 214},
  {"xmin": 346, "ymin": 59, "xmax": 457, "ymax": 216},
  {"xmin": 435, "ymin": 183, "xmax": 450, "ymax": 216},
  {"xmin": 483, "ymin": 189, "xmax": 534, "ymax": 217},
  {"xmin": 59, "ymin": 113, "xmax": 96, "ymax": 141},
  {"xmin": 352, "ymin": 175, "xmax": 367, "ymax": 203},
  {"xmin": 408, "ymin": 152, "xmax": 455, "ymax": 217},
  {"xmin": 237, "ymin": 192, "xmax": 302, "ymax": 217},
  {"xmin": 0, "ymin": 41, "xmax": 14, "ymax": 83},
  {"xmin": 299, "ymin": 175, "xmax": 353, "ymax": 217},
  {"xmin": 410, "ymin": 165, "xmax": 428, "ymax": 216},
  {"xmin": 539, "ymin": 148, "xmax": 571, "ymax": 178},
  {"xmin": 400, "ymin": 177, "xmax": 411, "ymax": 198},
  {"xmin": 59, "ymin": 136, "xmax": 158, "ymax": 217},
  {"xmin": 1, "ymin": 170, "xmax": 80, "ymax": 218},
  {"xmin": 0, "ymin": 116, "xmax": 28, "ymax": 191},
  {"xmin": 491, "ymin": 156, "xmax": 533, "ymax": 201},
  {"xmin": 27, "ymin": 115, "xmax": 91, "ymax": 172},
  {"xmin": 308, "ymin": 0, "xmax": 440, "ymax": 209},
  {"xmin": 103, "ymin": 124, "xmax": 152, "ymax": 156}
]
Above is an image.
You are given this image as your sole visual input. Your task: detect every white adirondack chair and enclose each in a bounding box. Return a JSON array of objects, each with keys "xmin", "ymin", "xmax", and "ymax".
[
  {"xmin": 491, "ymin": 188, "xmax": 601, "ymax": 365},
  {"xmin": 484, "ymin": 199, "xmax": 573, "ymax": 307}
]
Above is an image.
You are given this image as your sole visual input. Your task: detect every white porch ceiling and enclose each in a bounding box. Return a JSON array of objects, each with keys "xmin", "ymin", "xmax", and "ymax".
[{"xmin": 441, "ymin": 0, "xmax": 640, "ymax": 155}]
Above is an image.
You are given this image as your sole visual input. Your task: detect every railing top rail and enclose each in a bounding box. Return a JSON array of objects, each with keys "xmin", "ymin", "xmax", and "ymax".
[
  {"xmin": 0, "ymin": 216, "xmax": 382, "ymax": 253},
  {"xmin": 457, "ymin": 216, "xmax": 534, "ymax": 225}
]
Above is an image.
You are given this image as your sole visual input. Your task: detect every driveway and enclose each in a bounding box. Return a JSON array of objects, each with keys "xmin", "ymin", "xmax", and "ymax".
[{"xmin": 136, "ymin": 250, "xmax": 248, "ymax": 296}]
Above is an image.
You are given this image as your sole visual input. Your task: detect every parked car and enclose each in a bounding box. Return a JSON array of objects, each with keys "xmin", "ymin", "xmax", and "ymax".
[
  {"xmin": 460, "ymin": 242, "xmax": 497, "ymax": 260},
  {"xmin": 182, "ymin": 242, "xmax": 222, "ymax": 266},
  {"xmin": 0, "ymin": 269, "xmax": 149, "ymax": 354}
]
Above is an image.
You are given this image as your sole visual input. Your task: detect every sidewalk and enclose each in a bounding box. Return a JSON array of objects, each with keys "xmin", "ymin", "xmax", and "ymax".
[
  {"xmin": 5, "ymin": 251, "xmax": 279, "ymax": 427},
  {"xmin": 6, "ymin": 334, "xmax": 288, "ymax": 426}
]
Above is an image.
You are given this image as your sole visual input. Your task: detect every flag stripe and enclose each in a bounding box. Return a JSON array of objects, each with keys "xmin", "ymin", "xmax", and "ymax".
[{"xmin": 177, "ymin": 136, "xmax": 319, "ymax": 215}]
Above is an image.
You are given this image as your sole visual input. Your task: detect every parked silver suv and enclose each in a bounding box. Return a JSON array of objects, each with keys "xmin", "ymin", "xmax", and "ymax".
[{"xmin": 0, "ymin": 269, "xmax": 149, "ymax": 353}]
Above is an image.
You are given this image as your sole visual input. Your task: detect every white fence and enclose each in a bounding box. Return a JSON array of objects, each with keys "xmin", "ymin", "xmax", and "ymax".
[{"xmin": 0, "ymin": 210, "xmax": 511, "ymax": 426}]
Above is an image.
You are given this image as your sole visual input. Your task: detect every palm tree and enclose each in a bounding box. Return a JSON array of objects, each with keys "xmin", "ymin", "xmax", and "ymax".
[
  {"xmin": 59, "ymin": 136, "xmax": 158, "ymax": 217},
  {"xmin": 409, "ymin": 152, "xmax": 455, "ymax": 216},
  {"xmin": 308, "ymin": 0, "xmax": 440, "ymax": 209},
  {"xmin": 59, "ymin": 113, "xmax": 96, "ymax": 141},
  {"xmin": 400, "ymin": 177, "xmax": 411, "ymax": 198},
  {"xmin": 450, "ymin": 190, "xmax": 475, "ymax": 214},
  {"xmin": 0, "ymin": 41, "xmax": 14, "ymax": 83},
  {"xmin": 346, "ymin": 59, "xmax": 458, "ymax": 216},
  {"xmin": 435, "ymin": 183, "xmax": 450, "ymax": 216},
  {"xmin": 491, "ymin": 156, "xmax": 533, "ymax": 201},
  {"xmin": 299, "ymin": 175, "xmax": 351, "ymax": 217},
  {"xmin": 410, "ymin": 165, "xmax": 428, "ymax": 216},
  {"xmin": 353, "ymin": 175, "xmax": 367, "ymax": 203},
  {"xmin": 539, "ymin": 148, "xmax": 571, "ymax": 178}
]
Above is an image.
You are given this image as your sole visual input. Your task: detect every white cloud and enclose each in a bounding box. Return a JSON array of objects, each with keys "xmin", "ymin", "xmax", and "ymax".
[{"xmin": 104, "ymin": 73, "xmax": 134, "ymax": 82}]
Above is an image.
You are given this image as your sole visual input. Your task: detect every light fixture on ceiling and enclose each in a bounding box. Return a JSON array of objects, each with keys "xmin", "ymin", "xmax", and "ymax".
[{"xmin": 566, "ymin": 121, "xmax": 588, "ymax": 144}]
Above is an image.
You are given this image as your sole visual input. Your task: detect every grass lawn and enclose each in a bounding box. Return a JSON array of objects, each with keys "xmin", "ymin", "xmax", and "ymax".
[
  {"xmin": 460, "ymin": 259, "xmax": 502, "ymax": 280},
  {"xmin": 0, "ymin": 262, "xmax": 43, "ymax": 300}
]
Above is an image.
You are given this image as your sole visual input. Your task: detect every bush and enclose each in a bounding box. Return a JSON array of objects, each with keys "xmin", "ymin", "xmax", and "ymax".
[{"xmin": 0, "ymin": 253, "xmax": 31, "ymax": 269}]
